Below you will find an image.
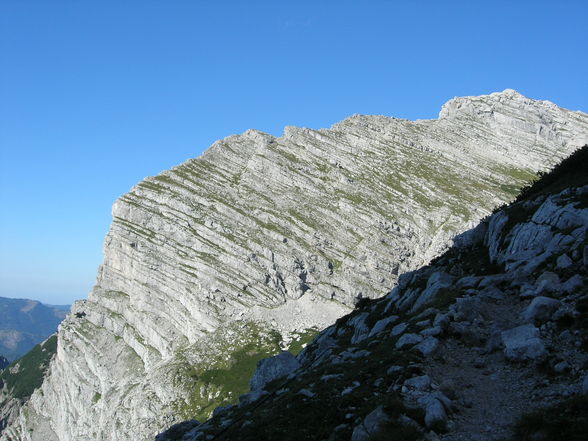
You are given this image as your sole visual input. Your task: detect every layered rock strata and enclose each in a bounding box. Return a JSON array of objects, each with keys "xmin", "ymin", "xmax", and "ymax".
[
  {"xmin": 3, "ymin": 90, "xmax": 588, "ymax": 441},
  {"xmin": 157, "ymin": 146, "xmax": 588, "ymax": 441}
]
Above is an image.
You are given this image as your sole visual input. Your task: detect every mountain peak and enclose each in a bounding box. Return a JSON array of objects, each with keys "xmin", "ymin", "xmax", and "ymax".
[{"xmin": 2, "ymin": 92, "xmax": 588, "ymax": 441}]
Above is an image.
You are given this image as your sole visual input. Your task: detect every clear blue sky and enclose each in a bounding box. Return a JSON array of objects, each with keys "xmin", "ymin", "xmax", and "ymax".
[{"xmin": 1, "ymin": 1, "xmax": 587, "ymax": 305}]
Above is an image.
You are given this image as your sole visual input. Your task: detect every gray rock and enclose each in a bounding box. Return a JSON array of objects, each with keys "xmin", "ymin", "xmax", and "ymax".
[
  {"xmin": 351, "ymin": 406, "xmax": 391, "ymax": 441},
  {"xmin": 479, "ymin": 285, "xmax": 504, "ymax": 301},
  {"xmin": 537, "ymin": 271, "xmax": 561, "ymax": 286},
  {"xmin": 350, "ymin": 313, "xmax": 370, "ymax": 344},
  {"xmin": 556, "ymin": 254, "xmax": 573, "ymax": 269},
  {"xmin": 297, "ymin": 388, "xmax": 315, "ymax": 398},
  {"xmin": 450, "ymin": 296, "xmax": 486, "ymax": 322},
  {"xmin": 429, "ymin": 390, "xmax": 453, "ymax": 410},
  {"xmin": 522, "ymin": 296, "xmax": 561, "ymax": 324},
  {"xmin": 553, "ymin": 361, "xmax": 571, "ymax": 373},
  {"xmin": 562, "ymin": 274, "xmax": 584, "ymax": 294},
  {"xmin": 534, "ymin": 275, "xmax": 562, "ymax": 297},
  {"xmin": 390, "ymin": 323, "xmax": 408, "ymax": 337},
  {"xmin": 583, "ymin": 375, "xmax": 588, "ymax": 394},
  {"xmin": 583, "ymin": 245, "xmax": 588, "ymax": 267},
  {"xmin": 413, "ymin": 336, "xmax": 439, "ymax": 356},
  {"xmin": 368, "ymin": 315, "xmax": 399, "ymax": 338},
  {"xmin": 250, "ymin": 351, "xmax": 300, "ymax": 392},
  {"xmin": 501, "ymin": 324, "xmax": 547, "ymax": 361},
  {"xmin": 423, "ymin": 397, "xmax": 447, "ymax": 430},
  {"xmin": 420, "ymin": 326, "xmax": 442, "ymax": 337},
  {"xmin": 404, "ymin": 375, "xmax": 432, "ymax": 391},
  {"xmin": 456, "ymin": 275, "xmax": 482, "ymax": 289},
  {"xmin": 395, "ymin": 333, "xmax": 424, "ymax": 349},
  {"xmin": 433, "ymin": 313, "xmax": 450, "ymax": 330},
  {"xmin": 386, "ymin": 365, "xmax": 403, "ymax": 376},
  {"xmin": 410, "ymin": 272, "xmax": 453, "ymax": 312}
]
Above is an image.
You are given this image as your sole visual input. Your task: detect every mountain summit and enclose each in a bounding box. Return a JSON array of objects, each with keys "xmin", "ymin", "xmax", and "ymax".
[{"xmin": 2, "ymin": 90, "xmax": 587, "ymax": 441}]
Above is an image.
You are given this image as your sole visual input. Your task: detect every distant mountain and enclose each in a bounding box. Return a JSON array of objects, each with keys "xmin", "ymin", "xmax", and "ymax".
[{"xmin": 0, "ymin": 297, "xmax": 69, "ymax": 362}]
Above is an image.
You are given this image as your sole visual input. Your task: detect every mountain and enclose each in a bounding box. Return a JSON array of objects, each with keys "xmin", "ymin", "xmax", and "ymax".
[
  {"xmin": 0, "ymin": 297, "xmax": 68, "ymax": 362},
  {"xmin": 0, "ymin": 336, "xmax": 57, "ymax": 433},
  {"xmin": 156, "ymin": 145, "xmax": 588, "ymax": 441},
  {"xmin": 2, "ymin": 90, "xmax": 588, "ymax": 441}
]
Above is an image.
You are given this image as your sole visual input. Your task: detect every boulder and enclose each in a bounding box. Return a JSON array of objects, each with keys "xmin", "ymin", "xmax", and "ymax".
[
  {"xmin": 422, "ymin": 397, "xmax": 447, "ymax": 430},
  {"xmin": 556, "ymin": 254, "xmax": 573, "ymax": 269},
  {"xmin": 349, "ymin": 313, "xmax": 370, "ymax": 344},
  {"xmin": 433, "ymin": 313, "xmax": 450, "ymax": 330},
  {"xmin": 420, "ymin": 326, "xmax": 442, "ymax": 337},
  {"xmin": 404, "ymin": 375, "xmax": 432, "ymax": 391},
  {"xmin": 501, "ymin": 324, "xmax": 547, "ymax": 361},
  {"xmin": 410, "ymin": 272, "xmax": 454, "ymax": 312},
  {"xmin": 450, "ymin": 297, "xmax": 486, "ymax": 322},
  {"xmin": 522, "ymin": 296, "xmax": 561, "ymax": 324},
  {"xmin": 413, "ymin": 336, "xmax": 439, "ymax": 356},
  {"xmin": 249, "ymin": 351, "xmax": 300, "ymax": 392},
  {"xmin": 479, "ymin": 286, "xmax": 504, "ymax": 301},
  {"xmin": 351, "ymin": 406, "xmax": 391, "ymax": 441},
  {"xmin": 562, "ymin": 274, "xmax": 584, "ymax": 294},
  {"xmin": 390, "ymin": 323, "xmax": 408, "ymax": 337},
  {"xmin": 395, "ymin": 333, "xmax": 424, "ymax": 349},
  {"xmin": 368, "ymin": 315, "xmax": 399, "ymax": 338},
  {"xmin": 533, "ymin": 272, "xmax": 562, "ymax": 297},
  {"xmin": 456, "ymin": 275, "xmax": 482, "ymax": 289}
]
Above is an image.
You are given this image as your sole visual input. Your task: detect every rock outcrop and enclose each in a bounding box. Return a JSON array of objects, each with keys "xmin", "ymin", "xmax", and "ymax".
[
  {"xmin": 2, "ymin": 90, "xmax": 588, "ymax": 441},
  {"xmin": 157, "ymin": 145, "xmax": 588, "ymax": 441}
]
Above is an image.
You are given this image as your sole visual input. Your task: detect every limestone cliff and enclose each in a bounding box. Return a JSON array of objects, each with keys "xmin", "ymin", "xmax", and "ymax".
[
  {"xmin": 156, "ymin": 145, "xmax": 588, "ymax": 441},
  {"xmin": 2, "ymin": 90, "xmax": 588, "ymax": 441}
]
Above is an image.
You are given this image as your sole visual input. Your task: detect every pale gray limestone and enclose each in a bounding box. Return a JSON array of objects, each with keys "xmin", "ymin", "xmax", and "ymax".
[{"xmin": 3, "ymin": 90, "xmax": 588, "ymax": 441}]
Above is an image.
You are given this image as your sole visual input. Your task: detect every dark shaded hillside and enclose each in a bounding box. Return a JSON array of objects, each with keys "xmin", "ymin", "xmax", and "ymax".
[
  {"xmin": 0, "ymin": 297, "xmax": 68, "ymax": 361},
  {"xmin": 156, "ymin": 145, "xmax": 588, "ymax": 441}
]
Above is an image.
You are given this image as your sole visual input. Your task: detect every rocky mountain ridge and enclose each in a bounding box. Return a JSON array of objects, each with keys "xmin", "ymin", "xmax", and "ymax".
[
  {"xmin": 156, "ymin": 145, "xmax": 588, "ymax": 441},
  {"xmin": 2, "ymin": 90, "xmax": 588, "ymax": 441}
]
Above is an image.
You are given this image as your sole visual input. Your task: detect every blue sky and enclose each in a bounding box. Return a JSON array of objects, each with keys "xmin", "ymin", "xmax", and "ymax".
[{"xmin": 1, "ymin": 1, "xmax": 587, "ymax": 305}]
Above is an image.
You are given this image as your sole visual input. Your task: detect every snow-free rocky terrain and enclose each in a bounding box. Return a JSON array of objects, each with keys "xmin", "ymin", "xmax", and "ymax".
[
  {"xmin": 2, "ymin": 90, "xmax": 588, "ymax": 441},
  {"xmin": 156, "ymin": 146, "xmax": 588, "ymax": 441}
]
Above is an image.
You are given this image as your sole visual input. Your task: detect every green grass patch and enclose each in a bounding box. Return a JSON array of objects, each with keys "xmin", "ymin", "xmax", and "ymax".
[
  {"xmin": 287, "ymin": 328, "xmax": 320, "ymax": 356},
  {"xmin": 0, "ymin": 335, "xmax": 57, "ymax": 399}
]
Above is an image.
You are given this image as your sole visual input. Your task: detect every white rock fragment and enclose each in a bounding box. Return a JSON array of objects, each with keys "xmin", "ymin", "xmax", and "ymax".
[{"xmin": 501, "ymin": 324, "xmax": 547, "ymax": 361}]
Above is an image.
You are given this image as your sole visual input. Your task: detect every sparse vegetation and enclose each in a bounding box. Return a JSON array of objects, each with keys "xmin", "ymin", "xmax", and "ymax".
[{"xmin": 0, "ymin": 335, "xmax": 57, "ymax": 400}]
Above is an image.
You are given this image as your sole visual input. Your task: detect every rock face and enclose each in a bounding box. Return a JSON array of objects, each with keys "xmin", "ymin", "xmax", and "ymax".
[
  {"xmin": 3, "ymin": 90, "xmax": 588, "ymax": 441},
  {"xmin": 158, "ymin": 146, "xmax": 588, "ymax": 441}
]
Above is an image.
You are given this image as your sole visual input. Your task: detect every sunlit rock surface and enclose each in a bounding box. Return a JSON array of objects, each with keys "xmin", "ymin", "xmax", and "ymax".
[{"xmin": 3, "ymin": 90, "xmax": 588, "ymax": 441}]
